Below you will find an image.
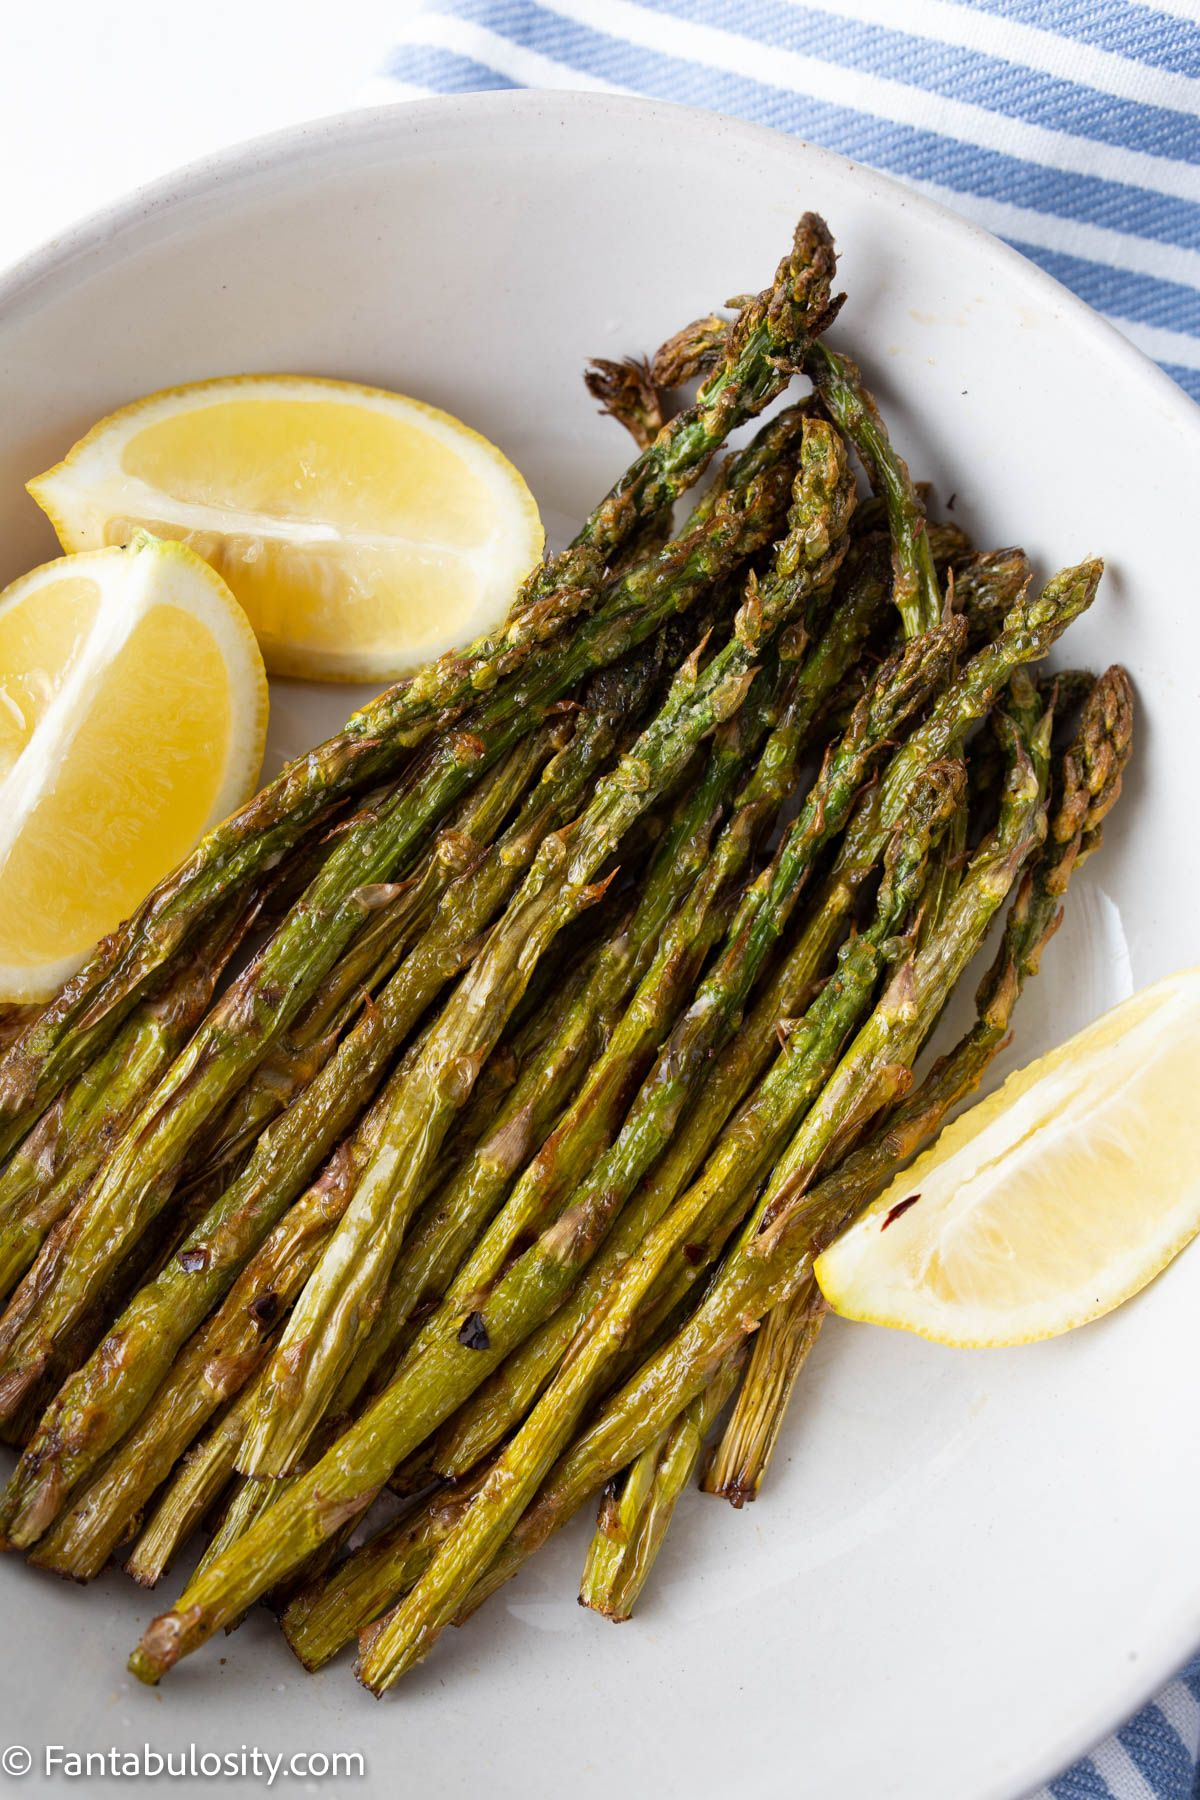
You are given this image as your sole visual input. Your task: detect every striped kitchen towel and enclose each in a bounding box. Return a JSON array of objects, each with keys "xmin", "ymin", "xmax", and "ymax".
[
  {"xmin": 383, "ymin": 6, "xmax": 1200, "ymax": 1797},
  {"xmin": 381, "ymin": 0, "xmax": 1200, "ymax": 405}
]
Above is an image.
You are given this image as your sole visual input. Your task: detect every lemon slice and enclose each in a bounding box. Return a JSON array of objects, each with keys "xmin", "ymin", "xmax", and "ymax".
[
  {"xmin": 28, "ymin": 375, "xmax": 544, "ymax": 683},
  {"xmin": 0, "ymin": 533, "xmax": 267, "ymax": 1001},
  {"xmin": 814, "ymin": 970, "xmax": 1200, "ymax": 1346}
]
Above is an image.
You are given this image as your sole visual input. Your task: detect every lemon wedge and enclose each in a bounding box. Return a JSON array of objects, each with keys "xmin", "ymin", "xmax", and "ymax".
[
  {"xmin": 814, "ymin": 970, "xmax": 1200, "ymax": 1346},
  {"xmin": 28, "ymin": 375, "xmax": 544, "ymax": 683},
  {"xmin": 0, "ymin": 534, "xmax": 267, "ymax": 1001}
]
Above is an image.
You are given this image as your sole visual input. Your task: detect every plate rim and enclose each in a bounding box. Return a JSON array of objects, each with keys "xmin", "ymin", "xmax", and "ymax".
[
  {"xmin": 0, "ymin": 87, "xmax": 1196, "ymax": 448},
  {"xmin": 0, "ymin": 85, "xmax": 1196, "ymax": 1800}
]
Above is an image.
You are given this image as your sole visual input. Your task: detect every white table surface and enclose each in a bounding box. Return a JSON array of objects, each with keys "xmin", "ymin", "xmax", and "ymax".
[{"xmin": 0, "ymin": 3, "xmax": 421, "ymax": 272}]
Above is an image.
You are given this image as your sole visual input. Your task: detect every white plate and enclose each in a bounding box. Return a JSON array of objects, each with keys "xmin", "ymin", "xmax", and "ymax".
[{"xmin": 0, "ymin": 92, "xmax": 1196, "ymax": 1800}]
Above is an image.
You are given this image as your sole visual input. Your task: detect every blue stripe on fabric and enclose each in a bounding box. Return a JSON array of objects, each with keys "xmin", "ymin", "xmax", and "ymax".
[
  {"xmin": 386, "ymin": 40, "xmax": 518, "ymax": 91},
  {"xmin": 1007, "ymin": 239, "xmax": 1200, "ymax": 338},
  {"xmin": 1047, "ymin": 1754, "xmax": 1117, "ymax": 1799},
  {"xmin": 1117, "ymin": 1701, "xmax": 1195, "ymax": 1800},
  {"xmin": 428, "ymin": 0, "xmax": 1200, "ymax": 252},
  {"xmin": 1160, "ymin": 363, "xmax": 1200, "ymax": 404},
  {"xmin": 948, "ymin": 0, "xmax": 1200, "ymax": 81},
  {"xmin": 636, "ymin": 0, "xmax": 1200, "ymax": 165}
]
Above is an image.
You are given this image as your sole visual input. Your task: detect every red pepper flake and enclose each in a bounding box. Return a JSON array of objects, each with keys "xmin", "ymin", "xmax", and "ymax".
[
  {"xmin": 881, "ymin": 1194, "xmax": 920, "ymax": 1231},
  {"xmin": 457, "ymin": 1310, "xmax": 491, "ymax": 1351}
]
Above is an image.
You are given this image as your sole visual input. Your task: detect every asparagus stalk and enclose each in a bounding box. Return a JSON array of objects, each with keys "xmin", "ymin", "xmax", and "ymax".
[
  {"xmin": 0, "ymin": 216, "xmax": 837, "ymax": 1158},
  {"xmin": 417, "ymin": 663, "xmax": 796, "ymax": 1310},
  {"xmin": 806, "ymin": 342, "xmax": 940, "ymax": 637},
  {"xmin": 331, "ymin": 909, "xmax": 646, "ymax": 1416},
  {"xmin": 234, "ymin": 419, "xmax": 857, "ymax": 1483},
  {"xmin": 699, "ymin": 1282, "xmax": 825, "ymax": 1505},
  {"xmin": 125, "ymin": 1400, "xmax": 255, "ymax": 1590},
  {"xmin": 0, "ymin": 412, "xmax": 802, "ymax": 1447},
  {"xmin": 579, "ymin": 1343, "xmax": 747, "ymax": 1620},
  {"xmin": 0, "ymin": 642, "xmax": 672, "ymax": 1545}
]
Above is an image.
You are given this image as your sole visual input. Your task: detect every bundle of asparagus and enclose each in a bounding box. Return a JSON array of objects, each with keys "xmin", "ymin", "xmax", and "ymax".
[{"xmin": 0, "ymin": 211, "xmax": 1132, "ymax": 1697}]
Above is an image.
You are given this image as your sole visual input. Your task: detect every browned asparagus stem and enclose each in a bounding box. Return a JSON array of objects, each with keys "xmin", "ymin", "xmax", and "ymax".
[
  {"xmin": 579, "ymin": 1343, "xmax": 747, "ymax": 1619},
  {"xmin": 0, "ymin": 1006, "xmax": 41, "ymax": 1055},
  {"xmin": 700, "ymin": 1283, "xmax": 825, "ymax": 1504}
]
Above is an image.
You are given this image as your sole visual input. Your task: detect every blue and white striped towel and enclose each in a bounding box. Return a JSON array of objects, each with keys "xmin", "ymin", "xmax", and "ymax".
[
  {"xmin": 383, "ymin": 6, "xmax": 1200, "ymax": 1796},
  {"xmin": 382, "ymin": 0, "xmax": 1200, "ymax": 405}
]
